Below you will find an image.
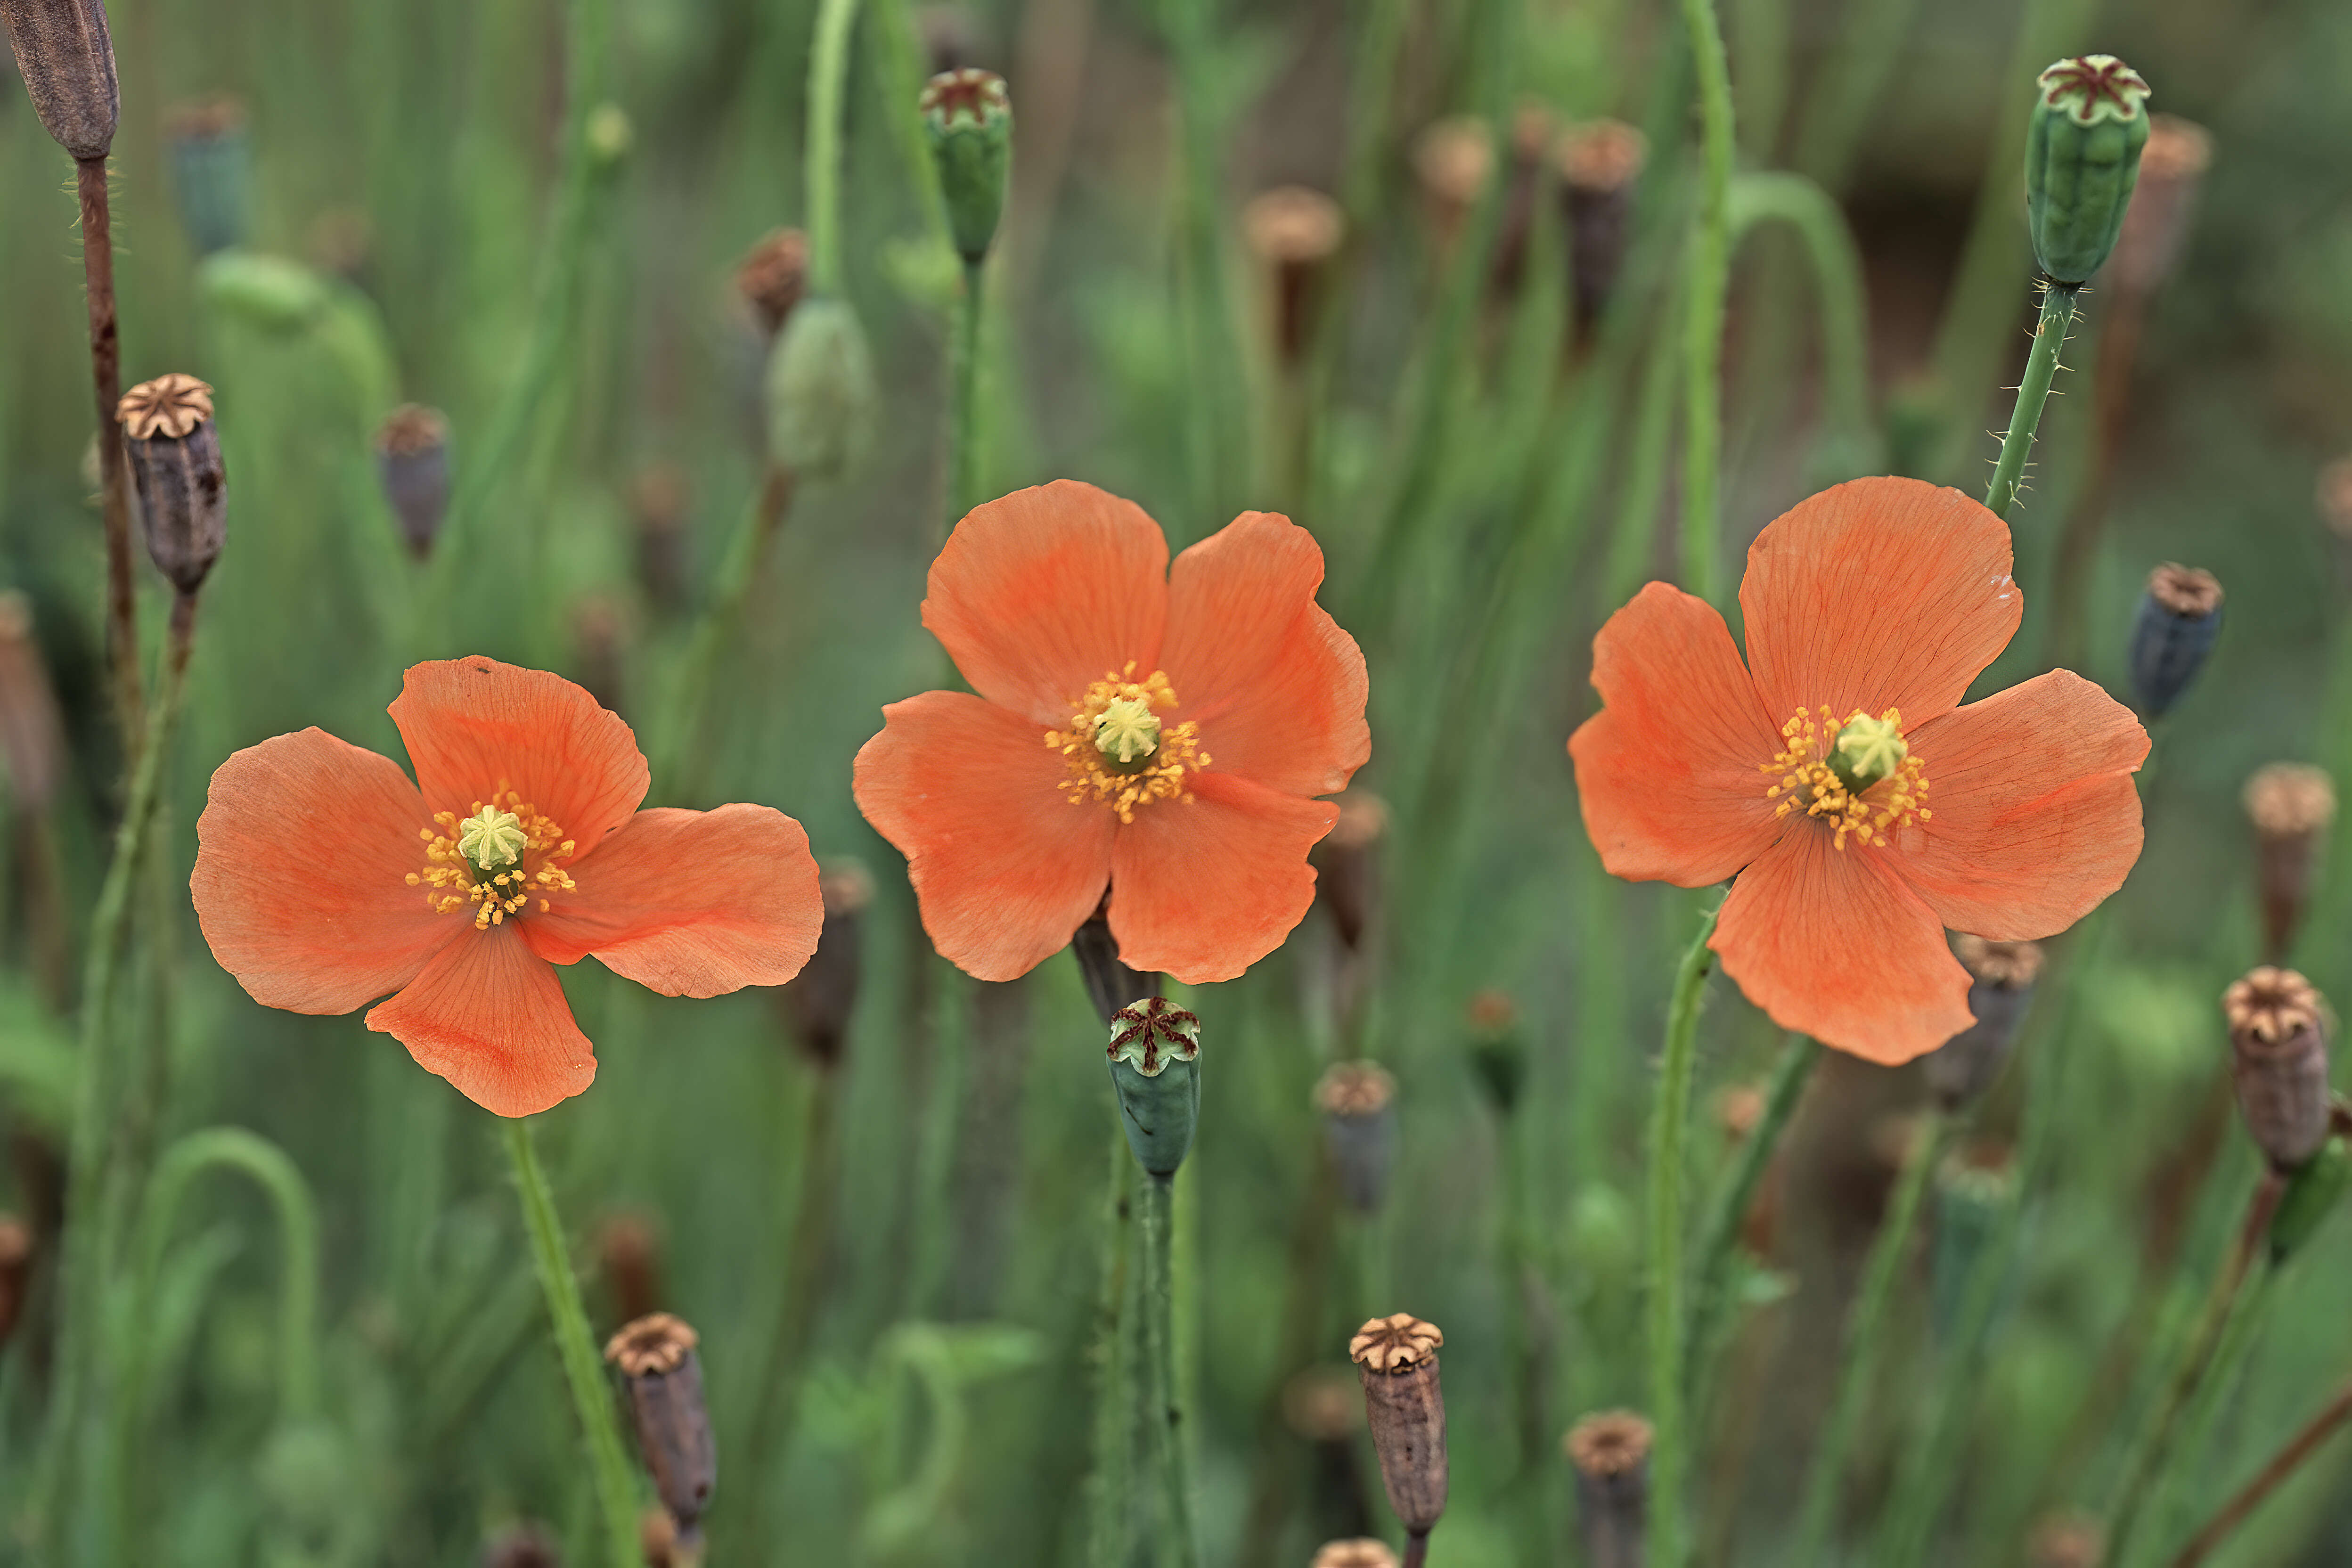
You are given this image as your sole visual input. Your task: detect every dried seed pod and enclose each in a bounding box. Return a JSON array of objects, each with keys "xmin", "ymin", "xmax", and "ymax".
[
  {"xmin": 480, "ymin": 1522, "xmax": 563, "ymax": 1568},
  {"xmin": 735, "ymin": 228, "xmax": 809, "ymax": 343},
  {"xmin": 1316, "ymin": 1061, "xmax": 1398, "ymax": 1215},
  {"xmin": 0, "ymin": 1215, "xmax": 30, "ymax": 1351},
  {"xmin": 2223, "ymin": 968, "xmax": 2333, "ymax": 1171},
  {"xmin": 1, "ymin": 0, "xmax": 118, "ymax": 159},
  {"xmin": 0, "ymin": 593, "xmax": 65, "ymax": 814},
  {"xmin": 1242, "ymin": 186, "xmax": 1345, "ymax": 368},
  {"xmin": 1107, "ymin": 997, "xmax": 1201, "ymax": 1177},
  {"xmin": 1464, "ymin": 990, "xmax": 1524, "ymax": 1117},
  {"xmin": 1923, "ymin": 937, "xmax": 2044, "ymax": 1110},
  {"xmin": 2128, "ymin": 563, "xmax": 2221, "ymax": 718},
  {"xmin": 375, "ymin": 404, "xmax": 450, "ymax": 561},
  {"xmin": 2243, "ymin": 763, "xmax": 2334, "ymax": 964},
  {"xmin": 597, "ymin": 1211, "xmax": 664, "ymax": 1325},
  {"xmin": 165, "ymin": 96, "xmax": 252, "ymax": 256},
  {"xmin": 116, "ymin": 373, "xmax": 225, "ymax": 595},
  {"xmin": 1311, "ymin": 1542, "xmax": 1398, "ymax": 1568},
  {"xmin": 1564, "ymin": 1410, "xmax": 1651, "ymax": 1568},
  {"xmin": 1349, "ymin": 1313, "xmax": 1448, "ymax": 1537},
  {"xmin": 2024, "ymin": 55, "xmax": 2152, "ymax": 284},
  {"xmin": 604, "ymin": 1313, "xmax": 717, "ymax": 1540},
  {"xmin": 1554, "ymin": 119, "xmax": 1647, "ymax": 330},
  {"xmin": 1311, "ymin": 792, "xmax": 1386, "ymax": 955},
  {"xmin": 920, "ymin": 69, "xmax": 1011, "ymax": 265},
  {"xmin": 780, "ymin": 860, "xmax": 873, "ymax": 1069},
  {"xmin": 2108, "ymin": 114, "xmax": 2210, "ymax": 299}
]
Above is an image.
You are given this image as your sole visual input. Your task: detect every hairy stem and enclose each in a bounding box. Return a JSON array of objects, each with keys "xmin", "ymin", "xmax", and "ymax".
[{"xmin": 1983, "ymin": 282, "xmax": 2080, "ymax": 522}]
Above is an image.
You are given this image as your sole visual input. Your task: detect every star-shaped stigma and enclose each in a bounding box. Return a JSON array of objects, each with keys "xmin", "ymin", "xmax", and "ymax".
[
  {"xmin": 1107, "ymin": 996, "xmax": 1201, "ymax": 1077},
  {"xmin": 1348, "ymin": 1313, "xmax": 1444, "ymax": 1374}
]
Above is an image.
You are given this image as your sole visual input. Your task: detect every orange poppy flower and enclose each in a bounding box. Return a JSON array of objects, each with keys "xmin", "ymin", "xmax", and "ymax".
[
  {"xmin": 191, "ymin": 656, "xmax": 824, "ymax": 1116},
  {"xmin": 853, "ymin": 481, "xmax": 1370, "ymax": 983},
  {"xmin": 1568, "ymin": 477, "xmax": 2148, "ymax": 1064}
]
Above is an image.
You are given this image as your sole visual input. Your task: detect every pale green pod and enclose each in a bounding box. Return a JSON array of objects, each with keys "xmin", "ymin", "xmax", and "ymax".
[{"xmin": 2024, "ymin": 55, "xmax": 2152, "ymax": 284}]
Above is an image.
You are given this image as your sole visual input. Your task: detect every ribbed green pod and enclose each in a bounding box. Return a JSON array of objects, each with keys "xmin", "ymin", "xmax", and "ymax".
[
  {"xmin": 920, "ymin": 69, "xmax": 1011, "ymax": 266},
  {"xmin": 2025, "ymin": 55, "xmax": 2152, "ymax": 284}
]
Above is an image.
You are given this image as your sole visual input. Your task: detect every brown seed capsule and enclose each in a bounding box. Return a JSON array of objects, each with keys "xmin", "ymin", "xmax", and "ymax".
[
  {"xmin": 1, "ymin": 0, "xmax": 118, "ymax": 159},
  {"xmin": 598, "ymin": 1211, "xmax": 664, "ymax": 1325},
  {"xmin": 1311, "ymin": 1542, "xmax": 1399, "ymax": 1568},
  {"xmin": 638, "ymin": 1508, "xmax": 677, "ymax": 1568},
  {"xmin": 780, "ymin": 860, "xmax": 873, "ymax": 1070},
  {"xmin": 2223, "ymin": 968, "xmax": 2333, "ymax": 1171},
  {"xmin": 1312, "ymin": 792, "xmax": 1386, "ymax": 955},
  {"xmin": 1564, "ymin": 1410, "xmax": 1652, "ymax": 1568},
  {"xmin": 117, "ymin": 373, "xmax": 225, "ymax": 595},
  {"xmin": 1317, "ymin": 1061, "xmax": 1398, "ymax": 1215},
  {"xmin": 374, "ymin": 404, "xmax": 450, "ymax": 561},
  {"xmin": 604, "ymin": 1313, "xmax": 717, "ymax": 1539},
  {"xmin": 0, "ymin": 1215, "xmax": 31, "ymax": 1351},
  {"xmin": 2244, "ymin": 763, "xmax": 2335, "ymax": 964},
  {"xmin": 1924, "ymin": 937, "xmax": 2045, "ymax": 1110},
  {"xmin": 1349, "ymin": 1313, "xmax": 1447, "ymax": 1536},
  {"xmin": 735, "ymin": 228, "xmax": 809, "ymax": 343},
  {"xmin": 1242, "ymin": 186, "xmax": 1345, "ymax": 369},
  {"xmin": 2108, "ymin": 114, "xmax": 2212, "ymax": 299},
  {"xmin": 480, "ymin": 1522, "xmax": 563, "ymax": 1568},
  {"xmin": 1554, "ymin": 120, "xmax": 1647, "ymax": 331}
]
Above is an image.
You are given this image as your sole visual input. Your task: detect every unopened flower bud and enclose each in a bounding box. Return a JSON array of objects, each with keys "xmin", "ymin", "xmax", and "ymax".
[
  {"xmin": 375, "ymin": 404, "xmax": 450, "ymax": 561},
  {"xmin": 1, "ymin": 0, "xmax": 117, "ymax": 158},
  {"xmin": 1316, "ymin": 1061, "xmax": 1397, "ymax": 1215},
  {"xmin": 1073, "ymin": 911, "xmax": 1155, "ymax": 1027},
  {"xmin": 1564, "ymin": 1410, "xmax": 1650, "ymax": 1568},
  {"xmin": 920, "ymin": 68, "xmax": 1011, "ymax": 265},
  {"xmin": 765, "ymin": 297, "xmax": 878, "ymax": 481},
  {"xmin": 2025, "ymin": 55, "xmax": 2152, "ymax": 285},
  {"xmin": 735, "ymin": 228, "xmax": 809, "ymax": 343},
  {"xmin": 1242, "ymin": 186, "xmax": 1345, "ymax": 368},
  {"xmin": 1924, "ymin": 937, "xmax": 2043, "ymax": 1110},
  {"xmin": 2108, "ymin": 114, "xmax": 2210, "ymax": 299},
  {"xmin": 780, "ymin": 860, "xmax": 872, "ymax": 1070},
  {"xmin": 481, "ymin": 1522, "xmax": 563, "ymax": 1568},
  {"xmin": 2223, "ymin": 968, "xmax": 2332, "ymax": 1171},
  {"xmin": 2268, "ymin": 1113, "xmax": 2351, "ymax": 1265},
  {"xmin": 1311, "ymin": 792, "xmax": 1386, "ymax": 955},
  {"xmin": 1311, "ymin": 1542, "xmax": 1398, "ymax": 1568},
  {"xmin": 0, "ymin": 594, "xmax": 65, "ymax": 815},
  {"xmin": 598, "ymin": 1211, "xmax": 664, "ymax": 1324},
  {"xmin": 1107, "ymin": 997, "xmax": 1200, "ymax": 1177},
  {"xmin": 165, "ymin": 96, "xmax": 252, "ymax": 255},
  {"xmin": 2128, "ymin": 563, "xmax": 2221, "ymax": 718},
  {"xmin": 604, "ymin": 1313, "xmax": 717, "ymax": 1541},
  {"xmin": 0, "ymin": 1215, "xmax": 29, "ymax": 1351},
  {"xmin": 1929, "ymin": 1155, "xmax": 2014, "ymax": 1338},
  {"xmin": 1349, "ymin": 1314, "xmax": 1447, "ymax": 1539},
  {"xmin": 117, "ymin": 373, "xmax": 225, "ymax": 595},
  {"xmin": 1554, "ymin": 119, "xmax": 1646, "ymax": 331},
  {"xmin": 1465, "ymin": 990, "xmax": 1525, "ymax": 1117},
  {"xmin": 2244, "ymin": 763, "xmax": 2334, "ymax": 964}
]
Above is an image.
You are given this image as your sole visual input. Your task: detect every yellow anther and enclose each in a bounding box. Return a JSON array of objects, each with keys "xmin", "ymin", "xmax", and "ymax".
[
  {"xmin": 1093, "ymin": 696, "xmax": 1163, "ymax": 764},
  {"xmin": 412, "ymin": 790, "xmax": 582, "ymax": 922},
  {"xmin": 1758, "ymin": 704, "xmax": 1932, "ymax": 852},
  {"xmin": 1046, "ymin": 669, "xmax": 1209, "ymax": 823}
]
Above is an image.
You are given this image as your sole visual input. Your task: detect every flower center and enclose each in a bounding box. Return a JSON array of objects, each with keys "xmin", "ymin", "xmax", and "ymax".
[
  {"xmin": 407, "ymin": 787, "xmax": 580, "ymax": 929},
  {"xmin": 1760, "ymin": 706, "xmax": 1933, "ymax": 850},
  {"xmin": 1045, "ymin": 665, "xmax": 1211, "ymax": 823}
]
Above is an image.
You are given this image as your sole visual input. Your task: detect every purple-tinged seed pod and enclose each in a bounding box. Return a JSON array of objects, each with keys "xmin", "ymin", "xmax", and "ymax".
[
  {"xmin": 1565, "ymin": 1410, "xmax": 1651, "ymax": 1568},
  {"xmin": 779, "ymin": 860, "xmax": 873, "ymax": 1070},
  {"xmin": 116, "ymin": 373, "xmax": 224, "ymax": 596},
  {"xmin": 2223, "ymin": 968, "xmax": 2333, "ymax": 1172},
  {"xmin": 2128, "ymin": 563, "xmax": 2221, "ymax": 718},
  {"xmin": 2243, "ymin": 763, "xmax": 2334, "ymax": 965},
  {"xmin": 1316, "ymin": 1061, "xmax": 1397, "ymax": 1216},
  {"xmin": 1924, "ymin": 937, "xmax": 2044, "ymax": 1110},
  {"xmin": 0, "ymin": 0, "xmax": 117, "ymax": 159},
  {"xmin": 375, "ymin": 404, "xmax": 450, "ymax": 561},
  {"xmin": 1349, "ymin": 1313, "xmax": 1447, "ymax": 1547},
  {"xmin": 604, "ymin": 1313, "xmax": 716, "ymax": 1543}
]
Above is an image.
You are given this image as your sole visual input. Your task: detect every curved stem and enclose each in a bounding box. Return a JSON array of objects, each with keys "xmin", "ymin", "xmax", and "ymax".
[
  {"xmin": 1787, "ymin": 1110, "xmax": 1950, "ymax": 1566},
  {"xmin": 1676, "ymin": 0, "xmax": 1737, "ymax": 604},
  {"xmin": 1726, "ymin": 173, "xmax": 1879, "ymax": 476},
  {"xmin": 657, "ymin": 464, "xmax": 797, "ymax": 803},
  {"xmin": 1644, "ymin": 896, "xmax": 1723, "ymax": 1568},
  {"xmin": 503, "ymin": 1118, "xmax": 642, "ymax": 1568},
  {"xmin": 1139, "ymin": 1172, "xmax": 1199, "ymax": 1568},
  {"xmin": 2165, "ymin": 1373, "xmax": 2352, "ymax": 1568},
  {"xmin": 1683, "ymin": 1031, "xmax": 1818, "ymax": 1405},
  {"xmin": 1983, "ymin": 282, "xmax": 2080, "ymax": 522},
  {"xmin": 805, "ymin": 0, "xmax": 864, "ymax": 296}
]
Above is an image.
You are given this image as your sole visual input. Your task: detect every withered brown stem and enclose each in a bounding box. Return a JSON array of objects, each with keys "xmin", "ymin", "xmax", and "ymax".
[
  {"xmin": 76, "ymin": 155, "xmax": 141, "ymax": 741},
  {"xmin": 2165, "ymin": 1377, "xmax": 2352, "ymax": 1568}
]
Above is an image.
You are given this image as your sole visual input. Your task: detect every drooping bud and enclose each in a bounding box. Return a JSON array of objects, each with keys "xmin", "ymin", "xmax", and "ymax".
[
  {"xmin": 480, "ymin": 1522, "xmax": 564, "ymax": 1568},
  {"xmin": 164, "ymin": 96, "xmax": 252, "ymax": 255},
  {"xmin": 1242, "ymin": 186, "xmax": 1345, "ymax": 368},
  {"xmin": 597, "ymin": 1210, "xmax": 665, "ymax": 1325},
  {"xmin": 2108, "ymin": 114, "xmax": 2210, "ymax": 299},
  {"xmin": 629, "ymin": 464, "xmax": 693, "ymax": 617},
  {"xmin": 779, "ymin": 860, "xmax": 873, "ymax": 1070},
  {"xmin": 1106, "ymin": 996, "xmax": 1200, "ymax": 1177},
  {"xmin": 2127, "ymin": 563, "xmax": 2221, "ymax": 718},
  {"xmin": 2024, "ymin": 56, "xmax": 2152, "ymax": 285},
  {"xmin": 735, "ymin": 228, "xmax": 809, "ymax": 343},
  {"xmin": 2243, "ymin": 763, "xmax": 2334, "ymax": 964},
  {"xmin": 1928, "ymin": 1154, "xmax": 2014, "ymax": 1338},
  {"xmin": 1316, "ymin": 1061, "xmax": 1397, "ymax": 1215},
  {"xmin": 2223, "ymin": 968, "xmax": 2332, "ymax": 1171},
  {"xmin": 920, "ymin": 69, "xmax": 1011, "ymax": 266},
  {"xmin": 604, "ymin": 1313, "xmax": 717, "ymax": 1543},
  {"xmin": 1924, "ymin": 937, "xmax": 2044, "ymax": 1110},
  {"xmin": 1554, "ymin": 120, "xmax": 1647, "ymax": 331},
  {"xmin": 1073, "ymin": 909, "xmax": 1155, "ymax": 1027},
  {"xmin": 374, "ymin": 404, "xmax": 451, "ymax": 561},
  {"xmin": 1464, "ymin": 990, "xmax": 1525, "ymax": 1117},
  {"xmin": 116, "ymin": 374, "xmax": 226, "ymax": 595},
  {"xmin": 2268, "ymin": 1107, "xmax": 2352, "ymax": 1265},
  {"xmin": 765, "ymin": 296, "xmax": 878, "ymax": 481},
  {"xmin": 0, "ymin": 1215, "xmax": 29, "ymax": 1351},
  {"xmin": 1564, "ymin": 1410, "xmax": 1651, "ymax": 1568},
  {"xmin": 1348, "ymin": 1314, "xmax": 1448, "ymax": 1540},
  {"xmin": 0, "ymin": 594, "xmax": 65, "ymax": 815},
  {"xmin": 1311, "ymin": 1542, "xmax": 1398, "ymax": 1568},
  {"xmin": 1312, "ymin": 792, "xmax": 1387, "ymax": 956},
  {"xmin": 0, "ymin": 0, "xmax": 117, "ymax": 158}
]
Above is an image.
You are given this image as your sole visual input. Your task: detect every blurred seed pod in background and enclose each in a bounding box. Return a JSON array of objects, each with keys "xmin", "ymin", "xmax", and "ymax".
[
  {"xmin": 2128, "ymin": 563, "xmax": 2221, "ymax": 719},
  {"xmin": 2243, "ymin": 763, "xmax": 2334, "ymax": 964},
  {"xmin": 0, "ymin": 1215, "xmax": 29, "ymax": 1351},
  {"xmin": 921, "ymin": 68, "xmax": 1011, "ymax": 266},
  {"xmin": 1928, "ymin": 1154, "xmax": 2015, "ymax": 1339},
  {"xmin": 1923, "ymin": 937, "xmax": 2044, "ymax": 1111},
  {"xmin": 117, "ymin": 373, "xmax": 226, "ymax": 595},
  {"xmin": 1564, "ymin": 1410, "xmax": 1650, "ymax": 1568},
  {"xmin": 779, "ymin": 860, "xmax": 873, "ymax": 1071},
  {"xmin": 1554, "ymin": 119, "xmax": 1646, "ymax": 334},
  {"xmin": 2223, "ymin": 968, "xmax": 2332, "ymax": 1172},
  {"xmin": 2107, "ymin": 114, "xmax": 2211, "ymax": 300},
  {"xmin": 735, "ymin": 227, "xmax": 809, "ymax": 345},
  {"xmin": 374, "ymin": 404, "xmax": 451, "ymax": 562},
  {"xmin": 597, "ymin": 1211, "xmax": 665, "ymax": 1325},
  {"xmin": 1311, "ymin": 1541, "xmax": 1398, "ymax": 1568},
  {"xmin": 2027, "ymin": 1511, "xmax": 2106, "ymax": 1568},
  {"xmin": 1316, "ymin": 1060, "xmax": 1397, "ymax": 1215},
  {"xmin": 570, "ymin": 594, "xmax": 631, "ymax": 720},
  {"xmin": 165, "ymin": 95, "xmax": 253, "ymax": 256},
  {"xmin": 480, "ymin": 1522, "xmax": 563, "ymax": 1568},
  {"xmin": 1412, "ymin": 117, "xmax": 1492, "ymax": 254},
  {"xmin": 765, "ymin": 296, "xmax": 878, "ymax": 482},
  {"xmin": 1464, "ymin": 990, "xmax": 1524, "ymax": 1119},
  {"xmin": 915, "ymin": 5, "xmax": 983, "ymax": 74},
  {"xmin": 630, "ymin": 463, "xmax": 694, "ymax": 617},
  {"xmin": 1242, "ymin": 186, "xmax": 1345, "ymax": 370}
]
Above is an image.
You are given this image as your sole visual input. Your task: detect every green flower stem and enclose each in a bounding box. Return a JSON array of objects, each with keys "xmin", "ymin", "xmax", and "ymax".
[
  {"xmin": 1088, "ymin": 1129, "xmax": 1136, "ymax": 1568},
  {"xmin": 805, "ymin": 0, "xmax": 863, "ymax": 296},
  {"xmin": 2164, "ymin": 1372, "xmax": 2352, "ymax": 1568},
  {"xmin": 1339, "ymin": 0, "xmax": 1416, "ymax": 224},
  {"xmin": 1726, "ymin": 173, "xmax": 1879, "ymax": 478},
  {"xmin": 1138, "ymin": 1171, "xmax": 1200, "ymax": 1568},
  {"xmin": 1683, "ymin": 1032, "xmax": 1819, "ymax": 1405},
  {"xmin": 1645, "ymin": 896, "xmax": 1723, "ymax": 1568},
  {"xmin": 503, "ymin": 1118, "xmax": 642, "ymax": 1568},
  {"xmin": 1788, "ymin": 0, "xmax": 1927, "ymax": 191},
  {"xmin": 1786, "ymin": 1108, "xmax": 1951, "ymax": 1567},
  {"xmin": 1676, "ymin": 0, "xmax": 1737, "ymax": 605},
  {"xmin": 1983, "ymin": 281, "xmax": 2079, "ymax": 522},
  {"xmin": 658, "ymin": 463, "xmax": 797, "ymax": 804},
  {"xmin": 2142, "ymin": 1265, "xmax": 2280, "ymax": 1561},
  {"xmin": 947, "ymin": 256, "xmax": 986, "ymax": 536}
]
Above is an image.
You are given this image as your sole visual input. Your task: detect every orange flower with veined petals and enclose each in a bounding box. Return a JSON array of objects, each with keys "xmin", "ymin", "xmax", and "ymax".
[
  {"xmin": 1568, "ymin": 476, "xmax": 2148, "ymax": 1064},
  {"xmin": 191, "ymin": 656, "xmax": 824, "ymax": 1116},
  {"xmin": 853, "ymin": 480, "xmax": 1370, "ymax": 983}
]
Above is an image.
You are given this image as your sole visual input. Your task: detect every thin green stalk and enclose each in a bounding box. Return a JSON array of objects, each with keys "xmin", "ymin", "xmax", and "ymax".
[
  {"xmin": 1676, "ymin": 0, "xmax": 1736, "ymax": 605},
  {"xmin": 947, "ymin": 257, "xmax": 986, "ymax": 532},
  {"xmin": 1603, "ymin": 298, "xmax": 1685, "ymax": 610},
  {"xmin": 1645, "ymin": 896, "xmax": 1723, "ymax": 1568},
  {"xmin": 1983, "ymin": 282, "xmax": 2079, "ymax": 522},
  {"xmin": 503, "ymin": 1118, "xmax": 642, "ymax": 1568},
  {"xmin": 1339, "ymin": 0, "xmax": 1417, "ymax": 225},
  {"xmin": 1683, "ymin": 1031, "xmax": 1818, "ymax": 1406},
  {"xmin": 1787, "ymin": 1110, "xmax": 1951, "ymax": 1567},
  {"xmin": 1138, "ymin": 1172, "xmax": 1200, "ymax": 1568},
  {"xmin": 1789, "ymin": 0, "xmax": 1927, "ymax": 190},
  {"xmin": 657, "ymin": 464, "xmax": 797, "ymax": 803},
  {"xmin": 1726, "ymin": 173, "xmax": 1879, "ymax": 479},
  {"xmin": 1089, "ymin": 1130, "xmax": 1136, "ymax": 1568},
  {"xmin": 1160, "ymin": 0, "xmax": 1248, "ymax": 531},
  {"xmin": 805, "ymin": 0, "xmax": 864, "ymax": 296},
  {"xmin": 2139, "ymin": 1266, "xmax": 2279, "ymax": 1564}
]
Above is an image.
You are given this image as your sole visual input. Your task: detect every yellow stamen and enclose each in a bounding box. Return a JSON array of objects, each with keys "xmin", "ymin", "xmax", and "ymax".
[
  {"xmin": 1045, "ymin": 665, "xmax": 1211, "ymax": 824},
  {"xmin": 409, "ymin": 784, "xmax": 582, "ymax": 927},
  {"xmin": 1758, "ymin": 705, "xmax": 1933, "ymax": 851}
]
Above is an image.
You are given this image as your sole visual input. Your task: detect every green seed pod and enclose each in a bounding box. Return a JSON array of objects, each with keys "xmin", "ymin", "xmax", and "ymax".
[
  {"xmin": 2024, "ymin": 55, "xmax": 2152, "ymax": 285},
  {"xmin": 165, "ymin": 97, "xmax": 253, "ymax": 256},
  {"xmin": 2269, "ymin": 1129, "xmax": 2351, "ymax": 1265},
  {"xmin": 1106, "ymin": 997, "xmax": 1200, "ymax": 1178},
  {"xmin": 764, "ymin": 296, "xmax": 878, "ymax": 481},
  {"xmin": 198, "ymin": 249, "xmax": 330, "ymax": 332},
  {"xmin": 920, "ymin": 68, "xmax": 1011, "ymax": 265},
  {"xmin": 1, "ymin": 0, "xmax": 119, "ymax": 160}
]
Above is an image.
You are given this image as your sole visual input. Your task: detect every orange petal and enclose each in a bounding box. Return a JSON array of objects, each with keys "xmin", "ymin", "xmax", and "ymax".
[
  {"xmin": 390, "ymin": 656, "xmax": 649, "ymax": 854},
  {"xmin": 922, "ymin": 481, "xmax": 1170, "ymax": 726},
  {"xmin": 1894, "ymin": 670, "xmax": 2148, "ymax": 940},
  {"xmin": 192, "ymin": 728, "xmax": 462, "ymax": 1013},
  {"xmin": 522, "ymin": 805, "xmax": 825, "ymax": 996},
  {"xmin": 1568, "ymin": 581, "xmax": 1785, "ymax": 886},
  {"xmin": 1160, "ymin": 511, "xmax": 1369, "ymax": 797},
  {"xmin": 1107, "ymin": 770, "xmax": 1336, "ymax": 984},
  {"xmin": 853, "ymin": 690, "xmax": 1117, "ymax": 980},
  {"xmin": 1740, "ymin": 477, "xmax": 2021, "ymax": 727},
  {"xmin": 1711, "ymin": 827, "xmax": 1975, "ymax": 1065},
  {"xmin": 364, "ymin": 923, "xmax": 596, "ymax": 1117}
]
